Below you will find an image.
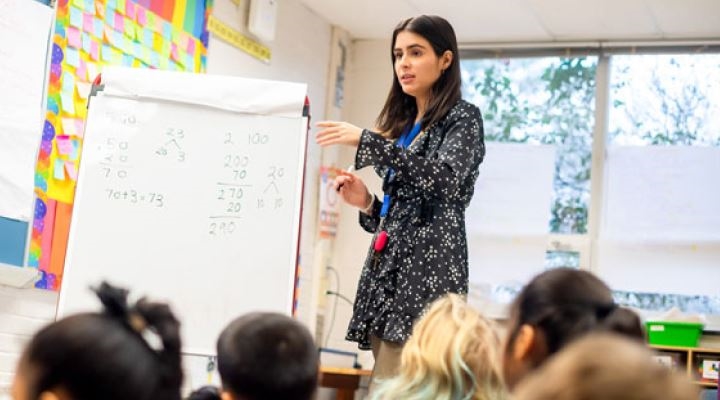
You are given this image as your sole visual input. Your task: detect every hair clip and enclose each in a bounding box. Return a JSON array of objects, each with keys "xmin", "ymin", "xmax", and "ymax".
[{"xmin": 128, "ymin": 312, "xmax": 164, "ymax": 352}]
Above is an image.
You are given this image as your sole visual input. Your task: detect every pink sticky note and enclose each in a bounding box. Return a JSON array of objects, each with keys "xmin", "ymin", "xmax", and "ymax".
[
  {"xmin": 90, "ymin": 40, "xmax": 100, "ymax": 60},
  {"xmin": 75, "ymin": 119, "xmax": 85, "ymax": 137},
  {"xmin": 83, "ymin": 12, "xmax": 93, "ymax": 32},
  {"xmin": 137, "ymin": 7, "xmax": 147, "ymax": 25},
  {"xmin": 76, "ymin": 60, "xmax": 87, "ymax": 81},
  {"xmin": 56, "ymin": 135, "xmax": 73, "ymax": 155},
  {"xmin": 170, "ymin": 43, "xmax": 179, "ymax": 60},
  {"xmin": 126, "ymin": 1, "xmax": 136, "ymax": 19},
  {"xmin": 65, "ymin": 161, "xmax": 79, "ymax": 181},
  {"xmin": 53, "ymin": 158, "xmax": 66, "ymax": 180},
  {"xmin": 114, "ymin": 12, "xmax": 124, "ymax": 31},
  {"xmin": 67, "ymin": 26, "xmax": 82, "ymax": 48},
  {"xmin": 187, "ymin": 38, "xmax": 196, "ymax": 55}
]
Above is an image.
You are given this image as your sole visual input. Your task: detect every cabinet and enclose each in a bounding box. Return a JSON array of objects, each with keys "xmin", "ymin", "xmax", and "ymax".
[{"xmin": 651, "ymin": 345, "xmax": 720, "ymax": 388}]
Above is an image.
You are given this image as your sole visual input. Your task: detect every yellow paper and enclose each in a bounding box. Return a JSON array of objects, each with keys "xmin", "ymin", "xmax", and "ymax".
[
  {"xmin": 116, "ymin": 0, "xmax": 126, "ymax": 15},
  {"xmin": 47, "ymin": 149, "xmax": 76, "ymax": 203}
]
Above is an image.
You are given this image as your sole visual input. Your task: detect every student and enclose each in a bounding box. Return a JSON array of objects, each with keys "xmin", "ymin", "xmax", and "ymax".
[
  {"xmin": 371, "ymin": 294, "xmax": 506, "ymax": 400},
  {"xmin": 502, "ymin": 268, "xmax": 645, "ymax": 391},
  {"xmin": 315, "ymin": 14, "xmax": 485, "ymax": 385},
  {"xmin": 11, "ymin": 282, "xmax": 183, "ymax": 400},
  {"xmin": 210, "ymin": 312, "xmax": 318, "ymax": 400},
  {"xmin": 513, "ymin": 333, "xmax": 698, "ymax": 400}
]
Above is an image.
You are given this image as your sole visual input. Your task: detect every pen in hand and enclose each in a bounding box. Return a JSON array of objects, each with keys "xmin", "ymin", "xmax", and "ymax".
[{"xmin": 336, "ymin": 165, "xmax": 355, "ymax": 192}]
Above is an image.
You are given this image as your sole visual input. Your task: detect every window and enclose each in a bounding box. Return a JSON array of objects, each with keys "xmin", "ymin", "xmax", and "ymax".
[{"xmin": 462, "ymin": 51, "xmax": 720, "ymax": 323}]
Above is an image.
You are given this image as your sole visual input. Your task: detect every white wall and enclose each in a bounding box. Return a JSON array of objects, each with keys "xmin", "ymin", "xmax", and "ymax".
[
  {"xmin": 0, "ymin": 0, "xmax": 334, "ymax": 397},
  {"xmin": 0, "ymin": 287, "xmax": 57, "ymax": 397}
]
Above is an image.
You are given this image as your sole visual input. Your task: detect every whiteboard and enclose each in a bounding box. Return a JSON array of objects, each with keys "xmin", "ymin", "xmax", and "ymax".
[{"xmin": 57, "ymin": 67, "xmax": 308, "ymax": 355}]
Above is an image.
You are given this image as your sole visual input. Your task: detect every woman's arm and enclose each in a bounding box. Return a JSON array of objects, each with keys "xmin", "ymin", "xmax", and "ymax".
[{"xmin": 355, "ymin": 106, "xmax": 484, "ymax": 198}]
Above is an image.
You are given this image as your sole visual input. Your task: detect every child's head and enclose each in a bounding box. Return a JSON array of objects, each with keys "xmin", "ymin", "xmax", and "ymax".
[
  {"xmin": 513, "ymin": 333, "xmax": 698, "ymax": 400},
  {"xmin": 216, "ymin": 312, "xmax": 318, "ymax": 400},
  {"xmin": 372, "ymin": 294, "xmax": 506, "ymax": 400},
  {"xmin": 502, "ymin": 268, "xmax": 644, "ymax": 390},
  {"xmin": 12, "ymin": 282, "xmax": 182, "ymax": 400}
]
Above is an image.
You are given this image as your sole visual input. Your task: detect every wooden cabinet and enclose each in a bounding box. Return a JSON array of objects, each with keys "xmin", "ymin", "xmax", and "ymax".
[{"xmin": 651, "ymin": 345, "xmax": 720, "ymax": 388}]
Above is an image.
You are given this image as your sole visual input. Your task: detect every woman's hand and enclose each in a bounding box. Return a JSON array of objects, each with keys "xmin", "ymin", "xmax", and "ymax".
[
  {"xmin": 315, "ymin": 121, "xmax": 363, "ymax": 147},
  {"xmin": 334, "ymin": 171, "xmax": 373, "ymax": 211}
]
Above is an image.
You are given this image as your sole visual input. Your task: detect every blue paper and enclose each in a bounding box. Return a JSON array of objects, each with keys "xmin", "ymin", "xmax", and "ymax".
[
  {"xmin": 143, "ymin": 29, "xmax": 154, "ymax": 48},
  {"xmin": 93, "ymin": 17, "xmax": 104, "ymax": 37},
  {"xmin": 61, "ymin": 73, "xmax": 76, "ymax": 94},
  {"xmin": 65, "ymin": 48, "xmax": 80, "ymax": 67},
  {"xmin": 162, "ymin": 21, "xmax": 172, "ymax": 40},
  {"xmin": 0, "ymin": 217, "xmax": 28, "ymax": 267},
  {"xmin": 101, "ymin": 44, "xmax": 113, "ymax": 62},
  {"xmin": 82, "ymin": 32, "xmax": 92, "ymax": 53},
  {"xmin": 69, "ymin": 6, "xmax": 83, "ymax": 28}
]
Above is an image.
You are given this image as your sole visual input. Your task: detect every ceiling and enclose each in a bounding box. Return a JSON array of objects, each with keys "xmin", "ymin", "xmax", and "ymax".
[{"xmin": 298, "ymin": 0, "xmax": 720, "ymax": 44}]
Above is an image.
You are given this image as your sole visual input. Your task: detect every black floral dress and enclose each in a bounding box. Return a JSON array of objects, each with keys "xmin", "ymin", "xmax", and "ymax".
[{"xmin": 346, "ymin": 99, "xmax": 485, "ymax": 350}]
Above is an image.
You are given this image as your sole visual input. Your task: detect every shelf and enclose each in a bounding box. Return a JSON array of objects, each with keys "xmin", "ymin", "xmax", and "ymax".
[
  {"xmin": 693, "ymin": 381, "xmax": 718, "ymax": 388},
  {"xmin": 649, "ymin": 344, "xmax": 720, "ymax": 387}
]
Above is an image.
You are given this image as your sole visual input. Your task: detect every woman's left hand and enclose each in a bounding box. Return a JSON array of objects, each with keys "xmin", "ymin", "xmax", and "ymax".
[{"xmin": 315, "ymin": 121, "xmax": 363, "ymax": 147}]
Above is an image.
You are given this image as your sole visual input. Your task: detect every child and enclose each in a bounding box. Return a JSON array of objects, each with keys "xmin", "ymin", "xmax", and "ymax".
[
  {"xmin": 11, "ymin": 282, "xmax": 183, "ymax": 400},
  {"xmin": 513, "ymin": 333, "xmax": 698, "ymax": 400},
  {"xmin": 502, "ymin": 268, "xmax": 644, "ymax": 391},
  {"xmin": 204, "ymin": 312, "xmax": 319, "ymax": 400},
  {"xmin": 371, "ymin": 294, "xmax": 507, "ymax": 400}
]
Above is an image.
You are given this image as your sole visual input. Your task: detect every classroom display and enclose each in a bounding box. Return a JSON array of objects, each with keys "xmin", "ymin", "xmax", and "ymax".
[
  {"xmin": 30, "ymin": 0, "xmax": 213, "ymax": 290},
  {"xmin": 57, "ymin": 67, "xmax": 308, "ymax": 355}
]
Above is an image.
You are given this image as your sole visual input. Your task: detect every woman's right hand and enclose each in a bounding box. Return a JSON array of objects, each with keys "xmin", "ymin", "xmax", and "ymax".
[{"xmin": 334, "ymin": 171, "xmax": 373, "ymax": 211}]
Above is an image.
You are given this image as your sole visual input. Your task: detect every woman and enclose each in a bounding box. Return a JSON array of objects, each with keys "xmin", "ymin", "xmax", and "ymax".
[
  {"xmin": 11, "ymin": 282, "xmax": 183, "ymax": 400},
  {"xmin": 371, "ymin": 294, "xmax": 506, "ymax": 400},
  {"xmin": 501, "ymin": 268, "xmax": 645, "ymax": 391},
  {"xmin": 316, "ymin": 15, "xmax": 485, "ymax": 384}
]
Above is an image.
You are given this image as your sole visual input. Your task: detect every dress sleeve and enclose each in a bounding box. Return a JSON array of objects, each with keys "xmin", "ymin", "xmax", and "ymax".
[
  {"xmin": 354, "ymin": 106, "xmax": 484, "ymax": 199},
  {"xmin": 357, "ymin": 195, "xmax": 382, "ymax": 233}
]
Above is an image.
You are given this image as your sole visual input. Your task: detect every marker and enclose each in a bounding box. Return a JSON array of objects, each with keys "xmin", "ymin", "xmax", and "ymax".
[{"xmin": 336, "ymin": 165, "xmax": 354, "ymax": 192}]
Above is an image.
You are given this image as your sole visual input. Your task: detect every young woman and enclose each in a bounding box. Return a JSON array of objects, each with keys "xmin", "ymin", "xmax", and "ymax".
[
  {"xmin": 501, "ymin": 268, "xmax": 645, "ymax": 391},
  {"xmin": 371, "ymin": 294, "xmax": 506, "ymax": 400},
  {"xmin": 11, "ymin": 282, "xmax": 183, "ymax": 400},
  {"xmin": 316, "ymin": 15, "xmax": 485, "ymax": 384}
]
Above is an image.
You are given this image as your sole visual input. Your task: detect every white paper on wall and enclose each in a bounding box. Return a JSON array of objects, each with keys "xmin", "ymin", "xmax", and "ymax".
[
  {"xmin": 0, "ymin": 0, "xmax": 53, "ymax": 220},
  {"xmin": 601, "ymin": 146, "xmax": 720, "ymax": 242},
  {"xmin": 466, "ymin": 142, "xmax": 556, "ymax": 288}
]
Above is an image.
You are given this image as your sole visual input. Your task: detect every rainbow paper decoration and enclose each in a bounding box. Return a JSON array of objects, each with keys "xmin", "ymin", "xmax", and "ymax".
[{"xmin": 29, "ymin": 0, "xmax": 213, "ymax": 290}]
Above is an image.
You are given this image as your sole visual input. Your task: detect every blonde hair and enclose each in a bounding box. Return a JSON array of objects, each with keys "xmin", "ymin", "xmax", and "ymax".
[
  {"xmin": 371, "ymin": 294, "xmax": 506, "ymax": 400},
  {"xmin": 513, "ymin": 333, "xmax": 699, "ymax": 400}
]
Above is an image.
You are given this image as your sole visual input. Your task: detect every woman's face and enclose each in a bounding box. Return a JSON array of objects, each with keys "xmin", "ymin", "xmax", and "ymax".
[{"xmin": 393, "ymin": 30, "xmax": 449, "ymax": 103}]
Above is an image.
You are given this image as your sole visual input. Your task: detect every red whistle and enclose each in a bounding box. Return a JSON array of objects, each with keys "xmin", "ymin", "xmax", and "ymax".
[{"xmin": 373, "ymin": 231, "xmax": 388, "ymax": 252}]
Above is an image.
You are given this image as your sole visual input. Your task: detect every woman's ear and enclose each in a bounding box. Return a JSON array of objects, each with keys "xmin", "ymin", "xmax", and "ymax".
[{"xmin": 441, "ymin": 50, "xmax": 453, "ymax": 71}]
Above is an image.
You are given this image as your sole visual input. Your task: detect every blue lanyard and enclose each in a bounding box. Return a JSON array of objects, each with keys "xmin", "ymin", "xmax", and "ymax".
[{"xmin": 380, "ymin": 122, "xmax": 422, "ymax": 218}]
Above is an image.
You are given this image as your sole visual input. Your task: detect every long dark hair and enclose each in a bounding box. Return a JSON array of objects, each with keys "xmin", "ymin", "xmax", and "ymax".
[
  {"xmin": 22, "ymin": 282, "xmax": 183, "ymax": 400},
  {"xmin": 376, "ymin": 15, "xmax": 462, "ymax": 139},
  {"xmin": 507, "ymin": 268, "xmax": 644, "ymax": 357}
]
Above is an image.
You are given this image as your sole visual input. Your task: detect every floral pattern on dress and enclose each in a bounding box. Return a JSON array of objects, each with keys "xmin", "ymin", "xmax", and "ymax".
[{"xmin": 346, "ymin": 99, "xmax": 485, "ymax": 350}]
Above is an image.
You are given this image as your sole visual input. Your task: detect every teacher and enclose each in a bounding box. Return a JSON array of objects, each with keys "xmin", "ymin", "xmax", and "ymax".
[{"xmin": 315, "ymin": 15, "xmax": 485, "ymax": 386}]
